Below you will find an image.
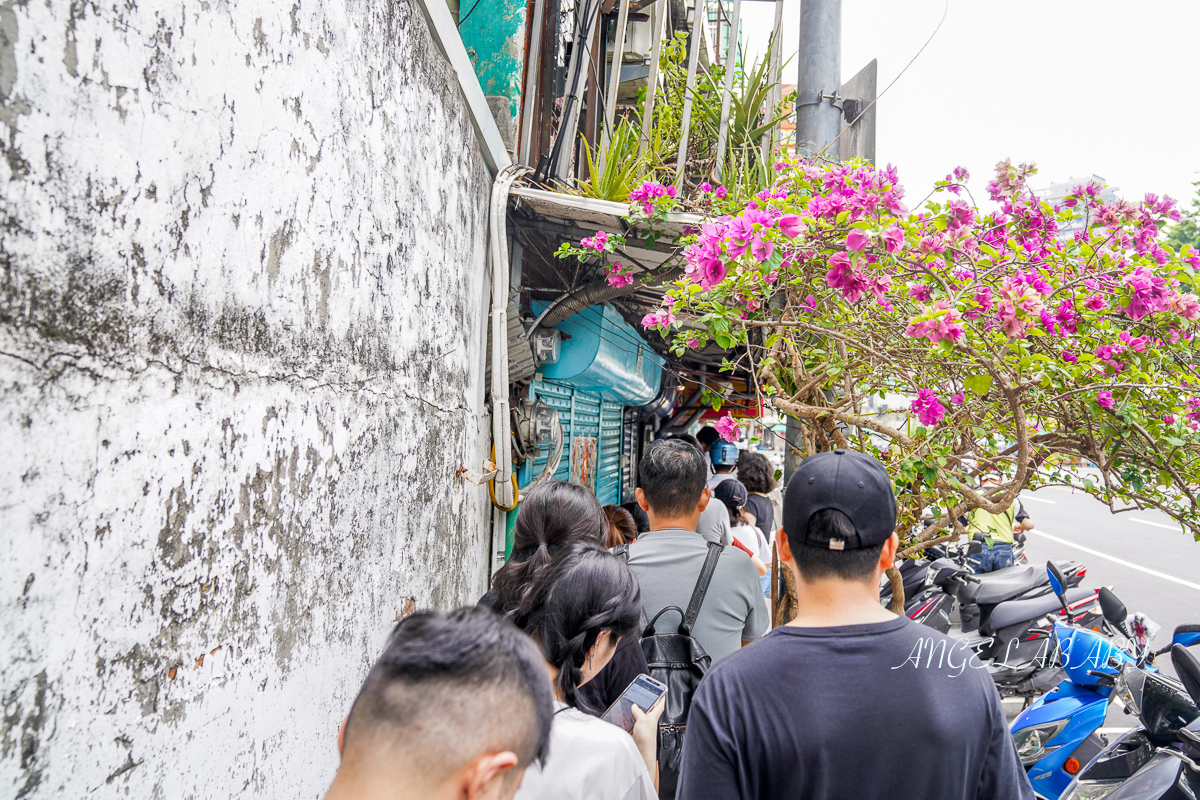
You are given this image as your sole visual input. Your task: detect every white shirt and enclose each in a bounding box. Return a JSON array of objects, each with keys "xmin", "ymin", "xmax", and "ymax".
[
  {"xmin": 731, "ymin": 523, "xmax": 768, "ymax": 560},
  {"xmin": 513, "ymin": 704, "xmax": 657, "ymax": 800}
]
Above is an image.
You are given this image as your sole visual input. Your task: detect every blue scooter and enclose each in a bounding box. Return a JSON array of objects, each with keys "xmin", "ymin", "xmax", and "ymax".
[{"xmin": 1010, "ymin": 562, "xmax": 1200, "ymax": 799}]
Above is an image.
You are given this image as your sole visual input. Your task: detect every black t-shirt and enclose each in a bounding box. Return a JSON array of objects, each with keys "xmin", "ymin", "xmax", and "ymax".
[
  {"xmin": 744, "ymin": 494, "xmax": 774, "ymax": 540},
  {"xmin": 677, "ymin": 617, "xmax": 1033, "ymax": 800}
]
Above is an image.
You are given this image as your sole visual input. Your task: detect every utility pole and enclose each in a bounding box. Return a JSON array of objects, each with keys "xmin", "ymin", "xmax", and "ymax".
[
  {"xmin": 794, "ymin": 0, "xmax": 842, "ymax": 158},
  {"xmin": 784, "ymin": 0, "xmax": 842, "ymax": 486}
]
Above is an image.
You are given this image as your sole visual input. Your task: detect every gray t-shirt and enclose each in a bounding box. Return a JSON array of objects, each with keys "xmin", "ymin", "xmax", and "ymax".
[
  {"xmin": 625, "ymin": 528, "xmax": 769, "ymax": 664},
  {"xmin": 696, "ymin": 498, "xmax": 732, "ymax": 546}
]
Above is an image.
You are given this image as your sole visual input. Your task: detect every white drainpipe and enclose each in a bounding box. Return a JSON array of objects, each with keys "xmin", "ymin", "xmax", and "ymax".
[{"xmin": 488, "ymin": 166, "xmax": 528, "ymax": 574}]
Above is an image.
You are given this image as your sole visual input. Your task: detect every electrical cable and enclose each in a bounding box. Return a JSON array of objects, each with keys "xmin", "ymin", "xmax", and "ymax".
[{"xmin": 456, "ymin": 0, "xmax": 484, "ymax": 27}]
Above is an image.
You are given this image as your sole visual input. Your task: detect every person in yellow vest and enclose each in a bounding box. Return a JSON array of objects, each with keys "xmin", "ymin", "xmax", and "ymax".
[{"xmin": 967, "ymin": 474, "xmax": 1035, "ymax": 573}]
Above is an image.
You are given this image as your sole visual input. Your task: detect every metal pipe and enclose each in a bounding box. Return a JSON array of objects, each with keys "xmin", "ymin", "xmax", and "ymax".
[
  {"xmin": 795, "ymin": 0, "xmax": 842, "ymax": 158},
  {"xmin": 672, "ymin": 0, "xmax": 707, "ymax": 190},
  {"xmin": 537, "ymin": 265, "xmax": 682, "ymax": 329},
  {"xmin": 601, "ymin": 0, "xmax": 632, "ymax": 167},
  {"xmin": 760, "ymin": 0, "xmax": 785, "ymax": 165},
  {"xmin": 518, "ymin": 0, "xmax": 546, "ymax": 165},
  {"xmin": 553, "ymin": 0, "xmax": 603, "ymax": 181},
  {"xmin": 638, "ymin": 0, "xmax": 668, "ymax": 157},
  {"xmin": 712, "ymin": 0, "xmax": 742, "ymax": 182}
]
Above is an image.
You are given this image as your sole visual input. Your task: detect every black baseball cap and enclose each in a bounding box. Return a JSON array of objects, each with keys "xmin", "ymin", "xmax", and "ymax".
[
  {"xmin": 713, "ymin": 479, "xmax": 748, "ymax": 509},
  {"xmin": 783, "ymin": 449, "xmax": 897, "ymax": 550}
]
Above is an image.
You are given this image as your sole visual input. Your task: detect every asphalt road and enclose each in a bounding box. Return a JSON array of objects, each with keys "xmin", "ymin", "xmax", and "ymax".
[{"xmin": 1014, "ymin": 482, "xmax": 1200, "ymax": 729}]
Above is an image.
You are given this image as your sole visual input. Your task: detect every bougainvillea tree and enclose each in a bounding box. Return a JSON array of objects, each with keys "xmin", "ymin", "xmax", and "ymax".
[{"xmin": 559, "ymin": 160, "xmax": 1200, "ymax": 606}]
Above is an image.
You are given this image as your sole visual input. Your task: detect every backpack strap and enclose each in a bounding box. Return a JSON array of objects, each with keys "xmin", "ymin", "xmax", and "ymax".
[{"xmin": 680, "ymin": 541, "xmax": 724, "ymax": 637}]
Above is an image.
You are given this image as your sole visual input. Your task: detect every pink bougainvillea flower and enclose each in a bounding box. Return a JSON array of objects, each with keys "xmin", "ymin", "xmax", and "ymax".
[
  {"xmin": 910, "ymin": 389, "xmax": 946, "ymax": 427},
  {"xmin": 1062, "ymin": 350, "xmax": 1078, "ymax": 363},
  {"xmin": 951, "ymin": 392, "xmax": 965, "ymax": 406},
  {"xmin": 1096, "ymin": 391, "xmax": 1116, "ymax": 409},
  {"xmin": 685, "ymin": 334, "xmax": 701, "ymax": 349},
  {"xmin": 1124, "ymin": 266, "xmax": 1172, "ymax": 320},
  {"xmin": 661, "ymin": 294, "xmax": 676, "ymax": 308},
  {"xmin": 846, "ymin": 229, "xmax": 871, "ymax": 251},
  {"xmin": 905, "ymin": 300, "xmax": 965, "ymax": 344},
  {"xmin": 825, "ymin": 252, "xmax": 870, "ymax": 304},
  {"xmin": 1170, "ymin": 292, "xmax": 1200, "ymax": 321},
  {"xmin": 641, "ymin": 312, "xmax": 660, "ymax": 329},
  {"xmin": 714, "ymin": 414, "xmax": 741, "ymax": 442},
  {"xmin": 605, "ymin": 262, "xmax": 634, "ymax": 288},
  {"xmin": 699, "ymin": 258, "xmax": 727, "ymax": 290},
  {"xmin": 777, "ymin": 215, "xmax": 805, "ymax": 239},
  {"xmin": 881, "ymin": 225, "xmax": 906, "ymax": 253},
  {"xmin": 699, "ymin": 182, "xmax": 713, "ymax": 193},
  {"xmin": 908, "ymin": 284, "xmax": 933, "ymax": 302},
  {"xmin": 714, "ymin": 186, "xmax": 728, "ymax": 200},
  {"xmin": 750, "ymin": 237, "xmax": 775, "ymax": 262},
  {"xmin": 1164, "ymin": 414, "xmax": 1176, "ymax": 424},
  {"xmin": 802, "ymin": 294, "xmax": 817, "ymax": 313}
]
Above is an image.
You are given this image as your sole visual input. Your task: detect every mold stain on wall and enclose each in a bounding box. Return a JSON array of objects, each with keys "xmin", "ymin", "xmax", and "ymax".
[{"xmin": 0, "ymin": 0, "xmax": 495, "ymax": 796}]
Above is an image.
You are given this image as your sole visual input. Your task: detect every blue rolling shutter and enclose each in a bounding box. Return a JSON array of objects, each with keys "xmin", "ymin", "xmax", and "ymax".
[
  {"xmin": 596, "ymin": 400, "xmax": 623, "ymax": 505},
  {"xmin": 519, "ymin": 380, "xmax": 622, "ymax": 505}
]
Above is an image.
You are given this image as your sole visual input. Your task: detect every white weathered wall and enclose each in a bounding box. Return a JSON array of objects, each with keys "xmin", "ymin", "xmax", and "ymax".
[{"xmin": 0, "ymin": 0, "xmax": 495, "ymax": 796}]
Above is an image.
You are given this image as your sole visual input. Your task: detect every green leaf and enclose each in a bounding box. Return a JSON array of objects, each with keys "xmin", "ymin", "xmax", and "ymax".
[{"xmin": 964, "ymin": 374, "xmax": 992, "ymax": 396}]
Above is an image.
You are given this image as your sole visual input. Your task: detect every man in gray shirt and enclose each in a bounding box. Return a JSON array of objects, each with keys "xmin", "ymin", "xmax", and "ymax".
[{"xmin": 627, "ymin": 439, "xmax": 768, "ymax": 663}]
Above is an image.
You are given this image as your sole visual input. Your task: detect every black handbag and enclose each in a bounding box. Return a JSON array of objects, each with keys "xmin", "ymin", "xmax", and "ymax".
[{"xmin": 634, "ymin": 541, "xmax": 724, "ymax": 800}]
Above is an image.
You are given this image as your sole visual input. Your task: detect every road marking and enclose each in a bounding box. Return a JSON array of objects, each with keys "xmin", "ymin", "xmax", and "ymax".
[
  {"xmin": 1132, "ymin": 518, "xmax": 1184, "ymax": 532},
  {"xmin": 1030, "ymin": 530, "xmax": 1200, "ymax": 592},
  {"xmin": 1020, "ymin": 495, "xmax": 1058, "ymax": 504}
]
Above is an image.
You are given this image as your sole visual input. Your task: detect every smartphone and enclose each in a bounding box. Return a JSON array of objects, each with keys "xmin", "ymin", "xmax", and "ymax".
[{"xmin": 601, "ymin": 675, "xmax": 667, "ymax": 733}]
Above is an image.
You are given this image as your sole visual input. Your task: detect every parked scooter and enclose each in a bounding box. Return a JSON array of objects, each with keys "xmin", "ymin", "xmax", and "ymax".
[
  {"xmin": 1009, "ymin": 568, "xmax": 1196, "ymax": 799},
  {"xmin": 1058, "ymin": 643, "xmax": 1200, "ymax": 799}
]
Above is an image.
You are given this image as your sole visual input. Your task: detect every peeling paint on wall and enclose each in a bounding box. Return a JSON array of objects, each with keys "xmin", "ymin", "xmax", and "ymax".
[{"xmin": 0, "ymin": 0, "xmax": 494, "ymax": 796}]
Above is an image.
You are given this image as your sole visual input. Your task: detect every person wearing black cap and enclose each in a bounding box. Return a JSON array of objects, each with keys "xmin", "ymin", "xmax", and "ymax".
[{"xmin": 676, "ymin": 449, "xmax": 1034, "ymax": 800}]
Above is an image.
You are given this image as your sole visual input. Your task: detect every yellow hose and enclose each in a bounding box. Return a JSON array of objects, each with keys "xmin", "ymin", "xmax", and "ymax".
[{"xmin": 488, "ymin": 444, "xmax": 520, "ymax": 511}]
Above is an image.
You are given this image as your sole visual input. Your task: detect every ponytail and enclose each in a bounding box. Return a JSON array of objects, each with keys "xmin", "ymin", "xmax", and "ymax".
[{"xmin": 489, "ymin": 481, "xmax": 607, "ymax": 612}]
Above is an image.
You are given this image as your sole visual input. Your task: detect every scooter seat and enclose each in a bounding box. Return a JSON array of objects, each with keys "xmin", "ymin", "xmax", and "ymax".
[
  {"xmin": 982, "ymin": 586, "xmax": 1093, "ymax": 634},
  {"xmin": 973, "ymin": 565, "xmax": 1047, "ymax": 605}
]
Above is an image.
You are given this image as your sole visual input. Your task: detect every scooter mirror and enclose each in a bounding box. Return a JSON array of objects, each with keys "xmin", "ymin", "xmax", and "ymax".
[
  {"xmin": 1172, "ymin": 624, "xmax": 1200, "ymax": 649},
  {"xmin": 1097, "ymin": 587, "xmax": 1127, "ymax": 626},
  {"xmin": 1046, "ymin": 561, "xmax": 1067, "ymax": 597},
  {"xmin": 967, "ymin": 541, "xmax": 983, "ymax": 556},
  {"xmin": 1171, "ymin": 644, "xmax": 1200, "ymax": 708}
]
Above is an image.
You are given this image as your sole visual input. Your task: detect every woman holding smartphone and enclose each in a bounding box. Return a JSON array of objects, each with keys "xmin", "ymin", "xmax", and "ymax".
[{"xmin": 510, "ymin": 543, "xmax": 663, "ymax": 800}]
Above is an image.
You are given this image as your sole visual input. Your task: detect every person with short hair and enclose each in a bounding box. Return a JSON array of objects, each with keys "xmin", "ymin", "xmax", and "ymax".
[
  {"xmin": 603, "ymin": 504, "xmax": 639, "ymax": 547},
  {"xmin": 663, "ymin": 434, "xmax": 732, "ymax": 546},
  {"xmin": 325, "ymin": 607, "xmax": 554, "ymax": 800},
  {"xmin": 705, "ymin": 441, "xmax": 739, "ymax": 490},
  {"xmin": 677, "ymin": 449, "xmax": 1034, "ymax": 800},
  {"xmin": 510, "ymin": 543, "xmax": 663, "ymax": 800},
  {"xmin": 695, "ymin": 426, "xmax": 720, "ymax": 476},
  {"xmin": 626, "ymin": 439, "xmax": 768, "ymax": 664}
]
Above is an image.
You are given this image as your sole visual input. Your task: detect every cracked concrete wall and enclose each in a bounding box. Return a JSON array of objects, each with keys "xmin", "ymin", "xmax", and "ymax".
[{"xmin": 0, "ymin": 0, "xmax": 495, "ymax": 797}]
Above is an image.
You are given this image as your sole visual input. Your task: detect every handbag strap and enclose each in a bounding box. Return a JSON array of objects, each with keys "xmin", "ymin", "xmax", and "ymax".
[{"xmin": 680, "ymin": 541, "xmax": 724, "ymax": 637}]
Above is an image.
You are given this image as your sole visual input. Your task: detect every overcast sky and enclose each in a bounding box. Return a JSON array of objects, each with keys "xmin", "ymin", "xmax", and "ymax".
[{"xmin": 739, "ymin": 0, "xmax": 1200, "ymax": 211}]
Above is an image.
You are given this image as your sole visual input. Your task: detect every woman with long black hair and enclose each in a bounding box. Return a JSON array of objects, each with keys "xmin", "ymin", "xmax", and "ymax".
[
  {"xmin": 510, "ymin": 543, "xmax": 662, "ymax": 800},
  {"xmin": 479, "ymin": 480, "xmax": 650, "ymax": 713}
]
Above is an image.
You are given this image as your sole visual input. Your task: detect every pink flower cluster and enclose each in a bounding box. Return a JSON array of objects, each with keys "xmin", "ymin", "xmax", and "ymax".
[
  {"xmin": 641, "ymin": 309, "xmax": 676, "ymax": 330},
  {"xmin": 629, "ymin": 181, "xmax": 677, "ymax": 215},
  {"xmin": 910, "ymin": 389, "xmax": 946, "ymax": 427},
  {"xmin": 1123, "ymin": 266, "xmax": 1172, "ymax": 320},
  {"xmin": 579, "ymin": 229, "xmax": 609, "ymax": 252},
  {"xmin": 905, "ymin": 300, "xmax": 966, "ymax": 344},
  {"xmin": 698, "ymin": 182, "xmax": 728, "ymax": 200},
  {"xmin": 605, "ymin": 262, "xmax": 634, "ymax": 288},
  {"xmin": 826, "ymin": 252, "xmax": 891, "ymax": 305},
  {"xmin": 714, "ymin": 414, "xmax": 741, "ymax": 442}
]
